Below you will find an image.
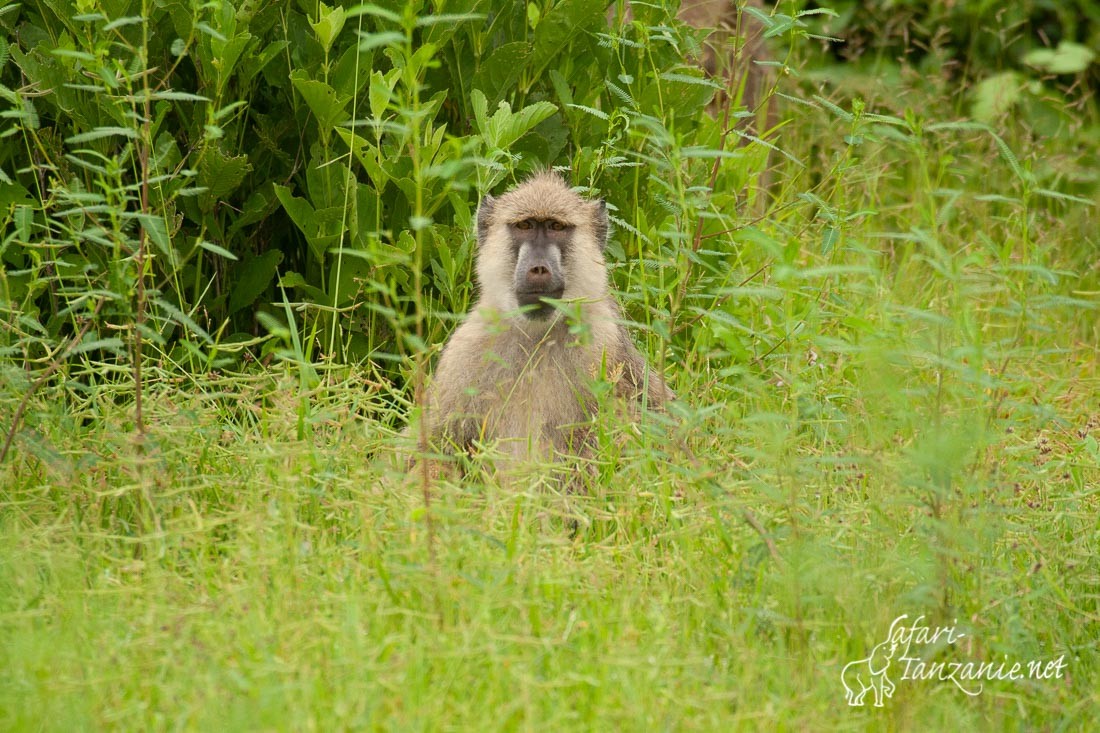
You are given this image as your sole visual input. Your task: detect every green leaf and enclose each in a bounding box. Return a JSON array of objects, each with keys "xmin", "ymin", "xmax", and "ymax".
[
  {"xmin": 279, "ymin": 271, "xmax": 327, "ymax": 303},
  {"xmin": 228, "ymin": 185, "xmax": 279, "ymax": 237},
  {"xmin": 530, "ymin": 0, "xmax": 606, "ymax": 76},
  {"xmin": 970, "ymin": 72, "xmax": 1023, "ymax": 123},
  {"xmin": 0, "ymin": 181, "xmax": 34, "ymax": 208},
  {"xmin": 240, "ymin": 40, "xmax": 289, "ymax": 87},
  {"xmin": 481, "ymin": 100, "xmax": 558, "ymax": 151},
  {"xmin": 1023, "ymin": 42, "xmax": 1096, "ymax": 75},
  {"xmin": 310, "ymin": 3, "xmax": 347, "ymax": 55},
  {"xmin": 134, "ymin": 213, "xmax": 174, "ymax": 261},
  {"xmin": 346, "ymin": 4, "xmax": 402, "ymax": 24},
  {"xmin": 470, "ymin": 88, "xmax": 489, "ymax": 134},
  {"xmin": 471, "ymin": 42, "xmax": 532, "ymax": 106},
  {"xmin": 356, "ymin": 30, "xmax": 405, "ymax": 52},
  {"xmin": 229, "ymin": 249, "xmax": 284, "ymax": 314},
  {"xmin": 150, "ymin": 90, "xmax": 209, "ymax": 102},
  {"xmin": 197, "ymin": 146, "xmax": 252, "ymax": 212},
  {"xmin": 103, "ymin": 16, "xmax": 144, "ymax": 32},
  {"xmin": 70, "ymin": 337, "xmax": 126, "ymax": 356},
  {"xmin": 368, "ymin": 69, "xmax": 395, "ymax": 119},
  {"xmin": 335, "ymin": 128, "xmax": 389, "ymax": 190},
  {"xmin": 291, "ymin": 71, "xmax": 351, "ymax": 129},
  {"xmin": 198, "ymin": 239, "xmax": 239, "ymax": 261},
  {"xmin": 274, "ymin": 184, "xmax": 318, "ymax": 238},
  {"xmin": 66, "ymin": 127, "xmax": 139, "ymax": 143}
]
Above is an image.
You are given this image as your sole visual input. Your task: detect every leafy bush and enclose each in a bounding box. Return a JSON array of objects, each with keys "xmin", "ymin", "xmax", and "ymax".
[{"xmin": 0, "ymin": 0, "xmax": 780, "ymax": 384}]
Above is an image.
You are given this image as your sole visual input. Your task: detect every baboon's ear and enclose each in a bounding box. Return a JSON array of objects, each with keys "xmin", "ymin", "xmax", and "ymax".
[
  {"xmin": 476, "ymin": 195, "xmax": 495, "ymax": 246},
  {"xmin": 593, "ymin": 199, "xmax": 609, "ymax": 251}
]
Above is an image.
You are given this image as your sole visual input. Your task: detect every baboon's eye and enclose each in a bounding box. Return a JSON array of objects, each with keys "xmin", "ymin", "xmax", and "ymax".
[
  {"xmin": 548, "ymin": 220, "xmax": 566, "ymax": 232},
  {"xmin": 515, "ymin": 219, "xmax": 534, "ymax": 230}
]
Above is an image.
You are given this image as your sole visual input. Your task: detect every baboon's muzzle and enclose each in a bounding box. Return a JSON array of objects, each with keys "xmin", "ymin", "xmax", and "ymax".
[{"xmin": 515, "ymin": 251, "xmax": 564, "ymax": 316}]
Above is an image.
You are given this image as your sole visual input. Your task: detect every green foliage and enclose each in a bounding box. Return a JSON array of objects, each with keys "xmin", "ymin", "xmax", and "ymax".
[{"xmin": 0, "ymin": 0, "xmax": 741, "ymax": 380}]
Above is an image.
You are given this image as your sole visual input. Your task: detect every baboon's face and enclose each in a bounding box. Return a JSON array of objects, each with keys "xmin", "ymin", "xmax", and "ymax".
[
  {"xmin": 509, "ymin": 217, "xmax": 570, "ymax": 319},
  {"xmin": 475, "ymin": 173, "xmax": 609, "ymax": 321}
]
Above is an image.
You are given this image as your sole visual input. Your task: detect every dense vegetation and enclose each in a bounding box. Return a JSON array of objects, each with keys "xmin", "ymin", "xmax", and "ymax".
[{"xmin": 1, "ymin": 0, "xmax": 1097, "ymax": 728}]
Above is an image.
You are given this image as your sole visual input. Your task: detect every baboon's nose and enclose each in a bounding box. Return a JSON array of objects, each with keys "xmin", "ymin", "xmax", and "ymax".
[{"xmin": 526, "ymin": 265, "xmax": 552, "ymax": 290}]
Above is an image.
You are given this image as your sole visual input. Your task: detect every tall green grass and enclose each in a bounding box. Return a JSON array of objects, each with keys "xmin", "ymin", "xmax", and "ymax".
[{"xmin": 2, "ymin": 0, "xmax": 1098, "ymax": 729}]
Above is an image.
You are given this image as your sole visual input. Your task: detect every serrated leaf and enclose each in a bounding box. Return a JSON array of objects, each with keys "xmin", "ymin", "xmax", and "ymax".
[
  {"xmin": 566, "ymin": 103, "xmax": 608, "ymax": 120},
  {"xmin": 70, "ymin": 337, "xmax": 126, "ymax": 355},
  {"xmin": 66, "ymin": 126, "xmax": 139, "ymax": 143},
  {"xmin": 197, "ymin": 146, "xmax": 251, "ymax": 212},
  {"xmin": 990, "ymin": 132, "xmax": 1029, "ymax": 184}
]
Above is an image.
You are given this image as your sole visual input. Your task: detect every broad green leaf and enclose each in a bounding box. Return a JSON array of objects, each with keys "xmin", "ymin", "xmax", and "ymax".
[
  {"xmin": 0, "ymin": 181, "xmax": 34, "ymax": 207},
  {"xmin": 274, "ymin": 185, "xmax": 318, "ymax": 238},
  {"xmin": 971, "ymin": 72, "xmax": 1023, "ymax": 123},
  {"xmin": 291, "ymin": 71, "xmax": 351, "ymax": 129},
  {"xmin": 229, "ymin": 249, "xmax": 283, "ymax": 314},
  {"xmin": 1023, "ymin": 42, "xmax": 1096, "ymax": 75},
  {"xmin": 210, "ymin": 33, "xmax": 253, "ymax": 94}
]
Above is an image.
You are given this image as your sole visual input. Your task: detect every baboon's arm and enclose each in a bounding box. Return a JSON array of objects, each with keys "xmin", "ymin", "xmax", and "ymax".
[{"xmin": 422, "ymin": 319, "xmax": 487, "ymax": 452}]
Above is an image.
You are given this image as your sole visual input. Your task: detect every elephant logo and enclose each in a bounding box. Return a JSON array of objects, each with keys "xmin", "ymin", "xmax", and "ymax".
[{"xmin": 841, "ymin": 639, "xmax": 898, "ymax": 707}]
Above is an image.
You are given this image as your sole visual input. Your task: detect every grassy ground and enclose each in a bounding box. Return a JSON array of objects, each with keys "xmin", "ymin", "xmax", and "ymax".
[{"xmin": 3, "ymin": 67, "xmax": 1099, "ymax": 733}]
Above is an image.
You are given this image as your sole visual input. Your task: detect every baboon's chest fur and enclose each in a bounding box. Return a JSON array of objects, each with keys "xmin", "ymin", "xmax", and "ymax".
[{"xmin": 429, "ymin": 308, "xmax": 619, "ymax": 458}]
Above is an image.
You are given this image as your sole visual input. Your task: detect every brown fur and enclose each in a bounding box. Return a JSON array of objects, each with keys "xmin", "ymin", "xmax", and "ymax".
[{"xmin": 421, "ymin": 172, "xmax": 672, "ymax": 463}]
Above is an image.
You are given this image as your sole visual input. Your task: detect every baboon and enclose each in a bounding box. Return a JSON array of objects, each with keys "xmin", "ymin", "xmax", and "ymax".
[{"xmin": 415, "ymin": 171, "xmax": 672, "ymax": 465}]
